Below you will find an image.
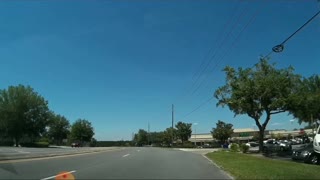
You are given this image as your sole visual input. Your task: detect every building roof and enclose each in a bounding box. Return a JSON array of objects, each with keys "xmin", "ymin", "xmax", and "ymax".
[{"xmin": 233, "ymin": 128, "xmax": 256, "ymax": 133}]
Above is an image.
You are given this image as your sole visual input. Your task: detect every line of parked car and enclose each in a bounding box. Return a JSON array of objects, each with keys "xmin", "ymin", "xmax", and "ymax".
[{"xmin": 245, "ymin": 137, "xmax": 319, "ymax": 165}]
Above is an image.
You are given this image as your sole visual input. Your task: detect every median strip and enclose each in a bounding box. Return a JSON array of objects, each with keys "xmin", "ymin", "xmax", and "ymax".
[{"xmin": 0, "ymin": 148, "xmax": 124, "ymax": 164}]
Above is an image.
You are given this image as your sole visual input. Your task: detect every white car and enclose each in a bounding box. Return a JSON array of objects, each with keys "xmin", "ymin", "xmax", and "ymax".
[
  {"xmin": 314, "ymin": 125, "xmax": 320, "ymax": 153},
  {"xmin": 246, "ymin": 142, "xmax": 259, "ymax": 147}
]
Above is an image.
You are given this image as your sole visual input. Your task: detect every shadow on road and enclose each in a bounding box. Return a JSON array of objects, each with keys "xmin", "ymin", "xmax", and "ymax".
[{"xmin": 0, "ymin": 154, "xmax": 18, "ymax": 175}]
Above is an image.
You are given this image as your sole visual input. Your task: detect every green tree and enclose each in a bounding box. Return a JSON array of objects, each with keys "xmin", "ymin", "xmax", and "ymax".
[
  {"xmin": 175, "ymin": 121, "xmax": 192, "ymax": 144},
  {"xmin": 136, "ymin": 129, "xmax": 148, "ymax": 146},
  {"xmin": 211, "ymin": 120, "xmax": 234, "ymax": 144},
  {"xmin": 214, "ymin": 59, "xmax": 300, "ymax": 152},
  {"xmin": 0, "ymin": 85, "xmax": 51, "ymax": 146},
  {"xmin": 288, "ymin": 75, "xmax": 320, "ymax": 125},
  {"xmin": 132, "ymin": 133, "xmax": 138, "ymax": 145},
  {"xmin": 163, "ymin": 127, "xmax": 176, "ymax": 146},
  {"xmin": 149, "ymin": 131, "xmax": 164, "ymax": 145},
  {"xmin": 70, "ymin": 119, "xmax": 94, "ymax": 143},
  {"xmin": 48, "ymin": 113, "xmax": 70, "ymax": 145}
]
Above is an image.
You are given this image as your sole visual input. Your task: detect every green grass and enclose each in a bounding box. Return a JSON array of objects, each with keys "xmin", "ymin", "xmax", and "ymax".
[{"xmin": 206, "ymin": 151, "xmax": 319, "ymax": 179}]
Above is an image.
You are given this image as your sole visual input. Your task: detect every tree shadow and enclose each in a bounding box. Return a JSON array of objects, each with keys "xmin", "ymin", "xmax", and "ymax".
[{"xmin": 0, "ymin": 154, "xmax": 18, "ymax": 175}]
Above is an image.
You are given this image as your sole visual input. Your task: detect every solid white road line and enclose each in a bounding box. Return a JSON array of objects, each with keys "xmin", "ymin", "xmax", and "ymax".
[
  {"xmin": 40, "ymin": 170, "xmax": 76, "ymax": 180},
  {"xmin": 122, "ymin": 154, "xmax": 130, "ymax": 157}
]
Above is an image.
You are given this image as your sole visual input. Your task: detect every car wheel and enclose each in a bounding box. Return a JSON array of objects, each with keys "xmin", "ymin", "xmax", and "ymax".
[{"xmin": 308, "ymin": 153, "xmax": 319, "ymax": 165}]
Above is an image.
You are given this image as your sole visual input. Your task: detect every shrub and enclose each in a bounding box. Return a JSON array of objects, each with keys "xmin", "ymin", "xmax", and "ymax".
[
  {"xmin": 240, "ymin": 144, "xmax": 249, "ymax": 153},
  {"xmin": 0, "ymin": 141, "xmax": 14, "ymax": 146},
  {"xmin": 35, "ymin": 142, "xmax": 49, "ymax": 148},
  {"xmin": 182, "ymin": 143, "xmax": 196, "ymax": 148},
  {"xmin": 38, "ymin": 137, "xmax": 50, "ymax": 143},
  {"xmin": 174, "ymin": 142, "xmax": 195, "ymax": 148},
  {"xmin": 230, "ymin": 143, "xmax": 239, "ymax": 152}
]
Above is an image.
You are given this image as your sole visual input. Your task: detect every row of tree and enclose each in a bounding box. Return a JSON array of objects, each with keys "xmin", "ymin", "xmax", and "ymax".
[
  {"xmin": 133, "ymin": 121, "xmax": 192, "ymax": 146},
  {"xmin": 215, "ymin": 58, "xmax": 320, "ymax": 152},
  {"xmin": 0, "ymin": 85, "xmax": 95, "ymax": 146}
]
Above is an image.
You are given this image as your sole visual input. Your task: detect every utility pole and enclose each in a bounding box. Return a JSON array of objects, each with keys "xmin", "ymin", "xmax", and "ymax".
[
  {"xmin": 148, "ymin": 122, "xmax": 150, "ymax": 145},
  {"xmin": 171, "ymin": 104, "xmax": 174, "ymax": 146},
  {"xmin": 311, "ymin": 114, "xmax": 314, "ymax": 134}
]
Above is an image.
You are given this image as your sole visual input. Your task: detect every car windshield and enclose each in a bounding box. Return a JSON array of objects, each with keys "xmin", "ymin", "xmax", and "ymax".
[{"xmin": 0, "ymin": 1, "xmax": 319, "ymax": 180}]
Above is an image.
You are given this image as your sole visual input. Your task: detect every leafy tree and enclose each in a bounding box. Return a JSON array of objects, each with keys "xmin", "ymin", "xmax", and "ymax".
[
  {"xmin": 211, "ymin": 120, "xmax": 233, "ymax": 143},
  {"xmin": 0, "ymin": 85, "xmax": 50, "ymax": 146},
  {"xmin": 70, "ymin": 119, "xmax": 94, "ymax": 143},
  {"xmin": 149, "ymin": 131, "xmax": 164, "ymax": 145},
  {"xmin": 90, "ymin": 138, "xmax": 97, "ymax": 147},
  {"xmin": 175, "ymin": 121, "xmax": 192, "ymax": 143},
  {"xmin": 132, "ymin": 133, "xmax": 138, "ymax": 145},
  {"xmin": 288, "ymin": 75, "xmax": 320, "ymax": 124},
  {"xmin": 214, "ymin": 59, "xmax": 300, "ymax": 152},
  {"xmin": 162, "ymin": 127, "xmax": 176, "ymax": 145},
  {"xmin": 48, "ymin": 113, "xmax": 70, "ymax": 145},
  {"xmin": 136, "ymin": 129, "xmax": 148, "ymax": 146}
]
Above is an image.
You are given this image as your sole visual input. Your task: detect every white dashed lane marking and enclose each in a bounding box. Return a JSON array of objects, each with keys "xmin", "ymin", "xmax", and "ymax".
[{"xmin": 40, "ymin": 170, "xmax": 76, "ymax": 180}]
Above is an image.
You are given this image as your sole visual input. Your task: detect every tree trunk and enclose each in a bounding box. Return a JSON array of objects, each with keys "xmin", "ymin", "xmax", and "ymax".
[
  {"xmin": 14, "ymin": 136, "xmax": 19, "ymax": 147},
  {"xmin": 258, "ymin": 129, "xmax": 264, "ymax": 153}
]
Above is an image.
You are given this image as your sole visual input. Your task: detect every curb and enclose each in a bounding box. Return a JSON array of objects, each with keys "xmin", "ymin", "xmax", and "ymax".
[{"xmin": 202, "ymin": 153, "xmax": 235, "ymax": 180}]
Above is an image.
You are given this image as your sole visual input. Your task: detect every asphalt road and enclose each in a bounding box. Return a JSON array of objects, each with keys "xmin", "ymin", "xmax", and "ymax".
[
  {"xmin": 0, "ymin": 147, "xmax": 231, "ymax": 179},
  {"xmin": 0, "ymin": 147, "xmax": 118, "ymax": 160}
]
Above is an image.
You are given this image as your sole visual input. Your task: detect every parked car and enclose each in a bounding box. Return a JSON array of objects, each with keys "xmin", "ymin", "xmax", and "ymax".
[
  {"xmin": 292, "ymin": 143, "xmax": 319, "ymax": 164},
  {"xmin": 263, "ymin": 139, "xmax": 291, "ymax": 153},
  {"xmin": 201, "ymin": 143, "xmax": 213, "ymax": 148},
  {"xmin": 246, "ymin": 142, "xmax": 259, "ymax": 147},
  {"xmin": 278, "ymin": 140, "xmax": 292, "ymax": 151},
  {"xmin": 312, "ymin": 124, "xmax": 320, "ymax": 164},
  {"xmin": 71, "ymin": 142, "xmax": 81, "ymax": 148}
]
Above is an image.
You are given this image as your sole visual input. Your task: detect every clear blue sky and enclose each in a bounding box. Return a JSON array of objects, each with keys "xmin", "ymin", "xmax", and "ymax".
[{"xmin": 0, "ymin": 1, "xmax": 319, "ymax": 140}]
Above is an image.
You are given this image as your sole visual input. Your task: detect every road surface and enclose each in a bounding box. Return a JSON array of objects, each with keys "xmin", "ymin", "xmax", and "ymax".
[
  {"xmin": 0, "ymin": 147, "xmax": 118, "ymax": 160},
  {"xmin": 0, "ymin": 147, "xmax": 231, "ymax": 179}
]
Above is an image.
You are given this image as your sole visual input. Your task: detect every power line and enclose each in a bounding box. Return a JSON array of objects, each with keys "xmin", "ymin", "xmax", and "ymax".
[
  {"xmin": 177, "ymin": 3, "xmax": 319, "ymax": 122},
  {"xmin": 178, "ymin": 2, "xmax": 259, "ymax": 118},
  {"xmin": 173, "ymin": 1, "xmax": 243, "ymax": 105},
  {"xmin": 189, "ymin": 3, "xmax": 249, "ymax": 95},
  {"xmin": 191, "ymin": 7, "xmax": 260, "ymax": 96},
  {"xmin": 190, "ymin": 0, "xmax": 241, "ymax": 84},
  {"xmin": 180, "ymin": 97, "xmax": 214, "ymax": 120}
]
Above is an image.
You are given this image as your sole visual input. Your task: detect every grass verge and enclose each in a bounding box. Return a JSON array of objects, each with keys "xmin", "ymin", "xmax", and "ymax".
[{"xmin": 206, "ymin": 151, "xmax": 319, "ymax": 179}]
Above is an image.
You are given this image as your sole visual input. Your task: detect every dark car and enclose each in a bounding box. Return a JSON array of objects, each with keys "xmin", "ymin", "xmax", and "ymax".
[
  {"xmin": 263, "ymin": 139, "xmax": 291, "ymax": 153},
  {"xmin": 292, "ymin": 143, "xmax": 319, "ymax": 164},
  {"xmin": 201, "ymin": 144, "xmax": 213, "ymax": 148},
  {"xmin": 71, "ymin": 142, "xmax": 81, "ymax": 148}
]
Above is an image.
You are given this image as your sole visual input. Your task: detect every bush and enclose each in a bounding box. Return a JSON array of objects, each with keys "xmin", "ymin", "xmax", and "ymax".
[
  {"xmin": 240, "ymin": 144, "xmax": 249, "ymax": 153},
  {"xmin": 174, "ymin": 142, "xmax": 195, "ymax": 148},
  {"xmin": 0, "ymin": 140, "xmax": 14, "ymax": 146},
  {"xmin": 182, "ymin": 143, "xmax": 196, "ymax": 148},
  {"xmin": 35, "ymin": 142, "xmax": 49, "ymax": 148},
  {"xmin": 230, "ymin": 143, "xmax": 239, "ymax": 152},
  {"xmin": 38, "ymin": 137, "xmax": 50, "ymax": 143}
]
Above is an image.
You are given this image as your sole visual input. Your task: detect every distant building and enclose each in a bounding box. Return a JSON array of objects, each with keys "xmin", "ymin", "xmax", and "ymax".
[{"xmin": 189, "ymin": 128, "xmax": 314, "ymax": 145}]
